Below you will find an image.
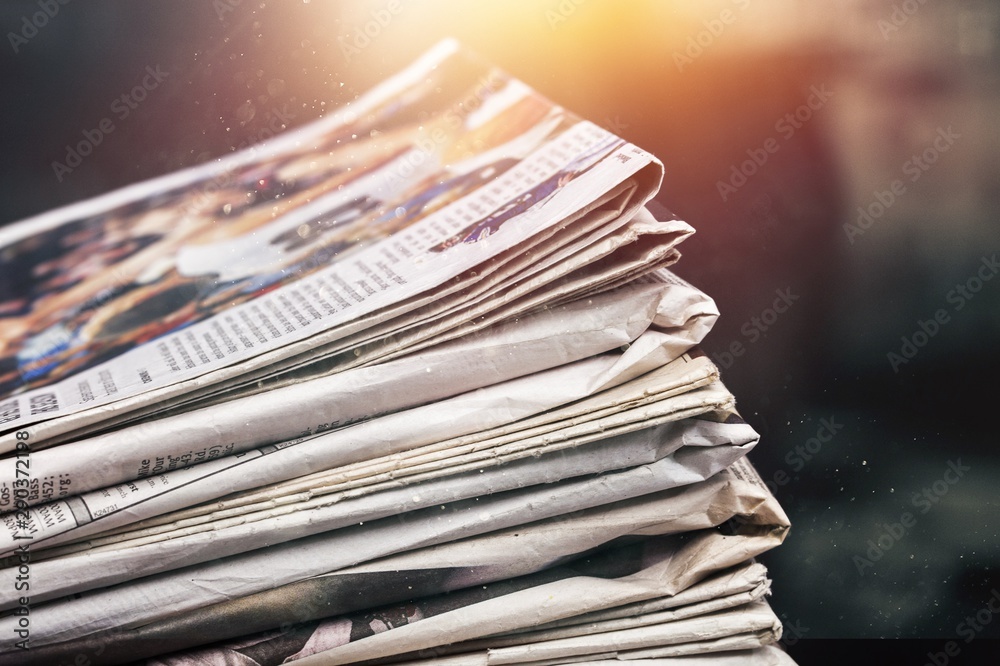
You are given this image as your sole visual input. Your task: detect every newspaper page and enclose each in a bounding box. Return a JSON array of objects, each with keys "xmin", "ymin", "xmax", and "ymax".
[
  {"xmin": 329, "ymin": 208, "xmax": 693, "ymax": 375},
  {"xmin": 346, "ymin": 602, "xmax": 781, "ymax": 666},
  {"xmin": 103, "ymin": 263, "xmax": 715, "ymax": 447},
  {"xmin": 0, "ymin": 39, "xmax": 664, "ymax": 446},
  {"xmin": 387, "ymin": 648, "xmax": 798, "ymax": 666},
  {"xmin": 0, "ymin": 264, "xmax": 715, "ymax": 512},
  {"xmin": 14, "ymin": 538, "xmax": 676, "ymax": 664},
  {"xmin": 514, "ymin": 563, "xmax": 768, "ymax": 634},
  {"xmin": 0, "ymin": 335, "xmax": 723, "ymax": 557},
  {"xmin": 280, "ymin": 540, "xmax": 785, "ymax": 666},
  {"xmin": 0, "ymin": 455, "xmax": 787, "ymax": 651},
  {"xmin": 14, "ymin": 199, "xmax": 686, "ymax": 448},
  {"xmin": 9, "ymin": 550, "xmax": 770, "ymax": 665},
  {"xmin": 280, "ymin": 540, "xmax": 787, "ymax": 665},
  {"xmin": 18, "ymin": 541, "xmax": 768, "ymax": 664},
  {"xmin": 28, "ymin": 387, "xmax": 730, "ymax": 562},
  {"xmin": 589, "ymin": 646, "xmax": 799, "ymax": 665},
  {"xmin": 130, "ymin": 555, "xmax": 771, "ymax": 666},
  {"xmin": 37, "ymin": 365, "xmax": 728, "ymax": 561},
  {"xmin": 429, "ymin": 577, "xmax": 772, "ymax": 654},
  {"xmin": 169, "ymin": 182, "xmax": 655, "ymax": 407},
  {"xmin": 8, "ymin": 195, "xmax": 690, "ymax": 451},
  {"xmin": 65, "ymin": 350, "xmax": 719, "ymax": 548},
  {"xmin": 389, "ymin": 647, "xmax": 797, "ymax": 666},
  {"xmin": 45, "ymin": 391, "xmax": 733, "ymax": 555},
  {"xmin": 143, "ymin": 364, "xmax": 720, "ymax": 543},
  {"xmin": 0, "ymin": 409, "xmax": 756, "ymax": 607}
]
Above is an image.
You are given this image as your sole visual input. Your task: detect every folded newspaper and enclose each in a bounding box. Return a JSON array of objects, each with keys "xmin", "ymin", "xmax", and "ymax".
[{"xmin": 0, "ymin": 40, "xmax": 796, "ymax": 664}]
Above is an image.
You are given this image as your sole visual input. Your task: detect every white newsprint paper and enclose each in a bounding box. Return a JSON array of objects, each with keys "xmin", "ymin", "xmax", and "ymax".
[
  {"xmin": 0, "ymin": 410, "xmax": 757, "ymax": 605},
  {"xmin": 0, "ymin": 39, "xmax": 665, "ymax": 448},
  {"xmin": 0, "ymin": 456, "xmax": 788, "ymax": 650},
  {"xmin": 0, "ymin": 342, "xmax": 725, "ymax": 557},
  {"xmin": 0, "ymin": 268, "xmax": 716, "ymax": 515}
]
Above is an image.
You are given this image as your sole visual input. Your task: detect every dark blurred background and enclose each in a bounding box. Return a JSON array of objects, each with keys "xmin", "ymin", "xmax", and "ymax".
[{"xmin": 1, "ymin": 0, "xmax": 998, "ymax": 658}]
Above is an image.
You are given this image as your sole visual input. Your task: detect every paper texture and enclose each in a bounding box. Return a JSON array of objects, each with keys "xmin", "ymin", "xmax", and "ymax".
[
  {"xmin": 0, "ymin": 456, "xmax": 787, "ymax": 650},
  {"xmin": 0, "ymin": 38, "xmax": 796, "ymax": 666},
  {"xmin": 0, "ymin": 40, "xmax": 662, "ymax": 447}
]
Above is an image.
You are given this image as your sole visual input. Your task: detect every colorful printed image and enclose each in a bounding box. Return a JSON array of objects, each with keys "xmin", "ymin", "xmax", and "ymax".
[{"xmin": 0, "ymin": 51, "xmax": 580, "ymax": 398}]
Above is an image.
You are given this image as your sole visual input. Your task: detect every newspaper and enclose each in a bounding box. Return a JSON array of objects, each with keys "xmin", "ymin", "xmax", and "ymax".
[
  {"xmin": 0, "ymin": 339, "xmax": 723, "ymax": 557},
  {"xmin": 269, "ymin": 504, "xmax": 786, "ymax": 666},
  {"xmin": 73, "ymin": 392, "xmax": 739, "ymax": 556},
  {"xmin": 115, "ymin": 350, "xmax": 720, "ymax": 545},
  {"xmin": 157, "ymin": 185, "xmax": 666, "ymax": 417},
  {"xmin": 25, "ymin": 208, "xmax": 686, "ymax": 449},
  {"xmin": 9, "ymin": 202, "xmax": 692, "ymax": 451},
  {"xmin": 511, "ymin": 562, "xmax": 770, "ymax": 634},
  {"xmin": 340, "ymin": 602, "xmax": 781, "ymax": 666},
  {"xmin": 78, "ymin": 358, "xmax": 725, "ymax": 543},
  {"xmin": 585, "ymin": 647, "xmax": 799, "ymax": 665},
  {"xmin": 19, "ymin": 542, "xmax": 769, "ymax": 664},
  {"xmin": 0, "ymin": 39, "xmax": 665, "ymax": 449},
  {"xmin": 136, "ymin": 559, "xmax": 771, "ymax": 666},
  {"xmin": 330, "ymin": 208, "xmax": 693, "ymax": 374},
  {"xmin": 0, "ymin": 408, "xmax": 756, "ymax": 607},
  {"xmin": 58, "ymin": 349, "xmax": 720, "ymax": 551},
  {"xmin": 0, "ymin": 456, "xmax": 788, "ymax": 651},
  {"xmin": 403, "ymin": 648, "xmax": 800, "ymax": 666},
  {"xmin": 17, "ymin": 544, "xmax": 765, "ymax": 664},
  {"xmin": 420, "ymin": 589, "xmax": 775, "ymax": 662},
  {"xmin": 0, "ymin": 37, "xmax": 800, "ymax": 666},
  {"xmin": 0, "ymin": 270, "xmax": 715, "ymax": 512}
]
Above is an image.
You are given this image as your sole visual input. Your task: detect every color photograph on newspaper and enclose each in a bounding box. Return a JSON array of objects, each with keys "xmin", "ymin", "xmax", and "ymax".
[{"xmin": 0, "ymin": 49, "xmax": 618, "ymax": 403}]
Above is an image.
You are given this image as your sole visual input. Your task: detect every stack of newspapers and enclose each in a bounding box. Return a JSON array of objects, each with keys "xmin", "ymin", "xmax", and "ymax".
[{"xmin": 0, "ymin": 41, "xmax": 796, "ymax": 665}]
